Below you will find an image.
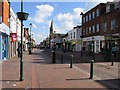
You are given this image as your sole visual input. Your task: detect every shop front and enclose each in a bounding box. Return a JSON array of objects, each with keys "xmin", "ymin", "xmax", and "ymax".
[
  {"xmin": 0, "ymin": 23, "xmax": 9, "ymax": 61},
  {"xmin": 83, "ymin": 36, "xmax": 105, "ymax": 53}
]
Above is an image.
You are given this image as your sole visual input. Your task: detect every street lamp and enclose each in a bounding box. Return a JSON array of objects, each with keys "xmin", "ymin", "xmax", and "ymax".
[
  {"xmin": 29, "ymin": 23, "xmax": 32, "ymax": 55},
  {"xmin": 16, "ymin": 0, "xmax": 29, "ymax": 81},
  {"xmin": 92, "ymin": 37, "xmax": 95, "ymax": 61},
  {"xmin": 80, "ymin": 12, "xmax": 84, "ymax": 58}
]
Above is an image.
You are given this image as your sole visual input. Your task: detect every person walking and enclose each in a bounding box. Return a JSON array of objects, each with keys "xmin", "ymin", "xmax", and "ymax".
[
  {"xmin": 17, "ymin": 44, "xmax": 21, "ymax": 58},
  {"xmin": 111, "ymin": 44, "xmax": 117, "ymax": 58}
]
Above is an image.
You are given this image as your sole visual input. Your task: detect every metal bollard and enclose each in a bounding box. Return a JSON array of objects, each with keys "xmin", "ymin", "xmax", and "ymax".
[
  {"xmin": 90, "ymin": 60, "xmax": 94, "ymax": 79},
  {"xmin": 52, "ymin": 51, "xmax": 56, "ymax": 63},
  {"xmin": 61, "ymin": 53, "xmax": 63, "ymax": 63},
  {"xmin": 70, "ymin": 55, "xmax": 73, "ymax": 68},
  {"xmin": 111, "ymin": 54, "xmax": 114, "ymax": 66}
]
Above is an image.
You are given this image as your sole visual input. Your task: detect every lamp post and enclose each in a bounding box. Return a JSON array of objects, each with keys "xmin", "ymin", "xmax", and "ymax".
[
  {"xmin": 92, "ymin": 37, "xmax": 95, "ymax": 61},
  {"xmin": 80, "ymin": 12, "xmax": 84, "ymax": 58},
  {"xmin": 16, "ymin": 0, "xmax": 29, "ymax": 81},
  {"xmin": 29, "ymin": 23, "xmax": 32, "ymax": 54}
]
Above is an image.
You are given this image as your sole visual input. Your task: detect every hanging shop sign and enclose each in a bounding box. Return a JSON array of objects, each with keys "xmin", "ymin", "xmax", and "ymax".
[{"xmin": 10, "ymin": 33, "xmax": 17, "ymax": 42}]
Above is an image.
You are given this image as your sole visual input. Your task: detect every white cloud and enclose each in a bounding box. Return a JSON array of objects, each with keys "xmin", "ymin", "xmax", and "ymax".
[
  {"xmin": 57, "ymin": 13, "xmax": 73, "ymax": 22},
  {"xmin": 31, "ymin": 4, "xmax": 54, "ymax": 23},
  {"xmin": 55, "ymin": 7, "xmax": 84, "ymax": 33},
  {"xmin": 32, "ymin": 23, "xmax": 37, "ymax": 28}
]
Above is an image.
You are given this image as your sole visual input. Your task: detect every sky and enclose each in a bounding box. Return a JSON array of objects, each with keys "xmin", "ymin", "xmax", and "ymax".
[{"xmin": 10, "ymin": 0, "xmax": 115, "ymax": 44}]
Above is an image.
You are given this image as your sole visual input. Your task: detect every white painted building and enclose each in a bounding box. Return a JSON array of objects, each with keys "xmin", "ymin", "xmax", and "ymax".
[
  {"xmin": 67, "ymin": 26, "xmax": 82, "ymax": 51},
  {"xmin": 9, "ymin": 8, "xmax": 17, "ymax": 58}
]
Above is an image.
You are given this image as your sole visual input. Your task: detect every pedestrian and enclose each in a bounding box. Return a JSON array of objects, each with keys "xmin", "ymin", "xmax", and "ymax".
[
  {"xmin": 111, "ymin": 44, "xmax": 117, "ymax": 58},
  {"xmin": 17, "ymin": 44, "xmax": 21, "ymax": 58}
]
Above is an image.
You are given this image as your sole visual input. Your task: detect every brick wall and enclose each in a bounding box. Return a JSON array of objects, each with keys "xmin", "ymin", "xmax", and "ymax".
[
  {"xmin": 2, "ymin": 0, "xmax": 9, "ymax": 27},
  {"xmin": 0, "ymin": 1, "xmax": 2, "ymax": 16}
]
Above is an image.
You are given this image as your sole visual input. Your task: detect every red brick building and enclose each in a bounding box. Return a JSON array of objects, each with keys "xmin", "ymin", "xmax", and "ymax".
[
  {"xmin": 81, "ymin": 3, "xmax": 106, "ymax": 53},
  {"xmin": 81, "ymin": 1, "xmax": 120, "ymax": 60}
]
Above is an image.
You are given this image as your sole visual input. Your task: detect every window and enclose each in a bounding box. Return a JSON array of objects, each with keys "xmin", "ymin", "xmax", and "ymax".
[
  {"xmin": 103, "ymin": 22, "xmax": 107, "ymax": 32},
  {"xmin": 92, "ymin": 12, "xmax": 95, "ymax": 19},
  {"xmin": 89, "ymin": 13, "xmax": 91, "ymax": 20},
  {"xmin": 89, "ymin": 27, "xmax": 91, "ymax": 33},
  {"xmin": 71, "ymin": 33, "xmax": 72, "ymax": 39},
  {"xmin": 111, "ymin": 19, "xmax": 115, "ymax": 30},
  {"xmin": 83, "ymin": 29, "xmax": 85, "ymax": 35},
  {"xmin": 92, "ymin": 26, "xmax": 95, "ymax": 33},
  {"xmin": 74, "ymin": 32, "xmax": 75, "ymax": 38},
  {"xmin": 86, "ymin": 15, "xmax": 88, "ymax": 22},
  {"xmin": 96, "ymin": 9, "xmax": 99, "ymax": 17},
  {"xmin": 96, "ymin": 24, "xmax": 99, "ymax": 32},
  {"xmin": 83, "ymin": 17, "xmax": 85, "ymax": 23},
  {"xmin": 106, "ymin": 5, "xmax": 110, "ymax": 13},
  {"xmin": 86, "ymin": 28, "xmax": 88, "ymax": 34}
]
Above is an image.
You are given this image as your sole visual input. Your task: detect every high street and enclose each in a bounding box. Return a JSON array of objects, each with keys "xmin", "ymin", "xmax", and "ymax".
[{"xmin": 1, "ymin": 49, "xmax": 119, "ymax": 89}]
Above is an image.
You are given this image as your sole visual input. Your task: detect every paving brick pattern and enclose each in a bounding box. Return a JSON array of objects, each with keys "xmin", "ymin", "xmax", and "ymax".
[{"xmin": 1, "ymin": 49, "xmax": 119, "ymax": 90}]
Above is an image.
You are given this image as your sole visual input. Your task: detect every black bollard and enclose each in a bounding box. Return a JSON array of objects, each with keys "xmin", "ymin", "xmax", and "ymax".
[
  {"xmin": 52, "ymin": 51, "xmax": 56, "ymax": 63},
  {"xmin": 111, "ymin": 54, "xmax": 114, "ymax": 66},
  {"xmin": 61, "ymin": 53, "xmax": 63, "ymax": 63},
  {"xmin": 70, "ymin": 55, "xmax": 73, "ymax": 68},
  {"xmin": 90, "ymin": 60, "xmax": 94, "ymax": 79}
]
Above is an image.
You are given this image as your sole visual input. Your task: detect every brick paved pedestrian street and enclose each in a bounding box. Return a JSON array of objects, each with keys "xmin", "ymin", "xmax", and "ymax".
[{"xmin": 1, "ymin": 49, "xmax": 119, "ymax": 90}]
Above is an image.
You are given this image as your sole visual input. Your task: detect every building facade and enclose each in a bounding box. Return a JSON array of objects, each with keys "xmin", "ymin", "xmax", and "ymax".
[
  {"xmin": 81, "ymin": 1, "xmax": 120, "ymax": 60},
  {"xmin": 0, "ymin": 0, "xmax": 10, "ymax": 61},
  {"xmin": 9, "ymin": 7, "xmax": 17, "ymax": 58},
  {"xmin": 82, "ymin": 3, "xmax": 106, "ymax": 53},
  {"xmin": 67, "ymin": 26, "xmax": 82, "ymax": 51}
]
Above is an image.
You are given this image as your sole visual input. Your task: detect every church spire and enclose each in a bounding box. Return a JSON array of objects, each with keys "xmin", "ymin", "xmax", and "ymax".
[
  {"xmin": 50, "ymin": 20, "xmax": 54, "ymax": 38},
  {"xmin": 50, "ymin": 20, "xmax": 53, "ymax": 34}
]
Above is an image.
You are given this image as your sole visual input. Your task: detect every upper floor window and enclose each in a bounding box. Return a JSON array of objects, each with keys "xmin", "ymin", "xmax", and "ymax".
[
  {"xmin": 89, "ymin": 27, "xmax": 91, "ymax": 33},
  {"xmin": 111, "ymin": 19, "xmax": 116, "ymax": 30},
  {"xmin": 92, "ymin": 26, "xmax": 95, "ymax": 33},
  {"xmin": 89, "ymin": 13, "xmax": 91, "ymax": 20},
  {"xmin": 83, "ymin": 29, "xmax": 85, "ymax": 35},
  {"xmin": 74, "ymin": 32, "xmax": 75, "ymax": 38},
  {"xmin": 83, "ymin": 17, "xmax": 85, "ymax": 23},
  {"xmin": 96, "ymin": 24, "xmax": 99, "ymax": 32},
  {"xmin": 103, "ymin": 22, "xmax": 107, "ymax": 32},
  {"xmin": 71, "ymin": 33, "xmax": 72, "ymax": 39},
  {"xmin": 92, "ymin": 11, "xmax": 95, "ymax": 19},
  {"xmin": 86, "ymin": 28, "xmax": 88, "ymax": 34},
  {"xmin": 96, "ymin": 9, "xmax": 99, "ymax": 17},
  {"xmin": 86, "ymin": 15, "xmax": 88, "ymax": 22},
  {"xmin": 106, "ymin": 5, "xmax": 110, "ymax": 13}
]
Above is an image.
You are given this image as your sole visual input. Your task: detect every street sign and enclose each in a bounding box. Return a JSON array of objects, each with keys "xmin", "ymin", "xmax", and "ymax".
[{"xmin": 10, "ymin": 33, "xmax": 17, "ymax": 42}]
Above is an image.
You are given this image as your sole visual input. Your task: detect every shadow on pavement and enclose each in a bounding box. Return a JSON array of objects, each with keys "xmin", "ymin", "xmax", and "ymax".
[
  {"xmin": 95, "ymin": 78, "xmax": 120, "ymax": 89},
  {"xmin": 53, "ymin": 67, "xmax": 71, "ymax": 69},
  {"xmin": 1, "ymin": 80, "xmax": 19, "ymax": 82},
  {"xmin": 66, "ymin": 78, "xmax": 90, "ymax": 81}
]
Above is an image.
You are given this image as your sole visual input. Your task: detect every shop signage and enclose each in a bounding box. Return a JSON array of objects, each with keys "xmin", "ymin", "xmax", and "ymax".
[
  {"xmin": 10, "ymin": 33, "xmax": 17, "ymax": 42},
  {"xmin": 0, "ymin": 23, "xmax": 9, "ymax": 35},
  {"xmin": 105, "ymin": 36, "xmax": 112, "ymax": 40}
]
